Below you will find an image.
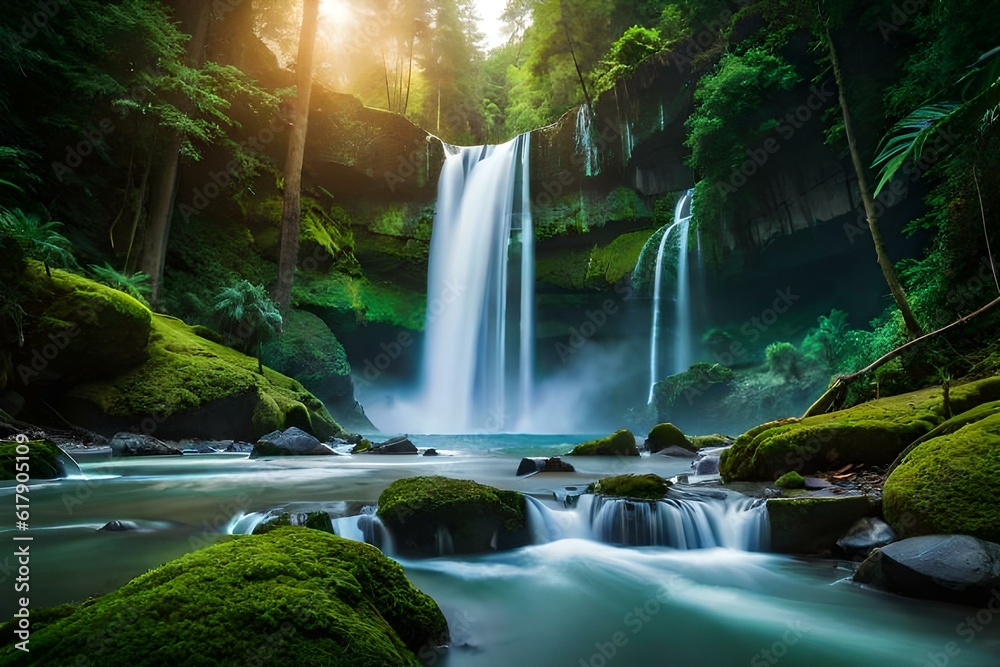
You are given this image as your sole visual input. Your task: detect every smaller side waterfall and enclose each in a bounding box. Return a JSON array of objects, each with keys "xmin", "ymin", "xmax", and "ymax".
[
  {"xmin": 575, "ymin": 106, "xmax": 601, "ymax": 177},
  {"xmin": 648, "ymin": 189, "xmax": 694, "ymax": 403}
]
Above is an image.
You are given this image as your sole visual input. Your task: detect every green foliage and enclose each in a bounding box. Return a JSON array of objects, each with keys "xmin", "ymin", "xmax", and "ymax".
[
  {"xmin": 801, "ymin": 310, "xmax": 850, "ymax": 372},
  {"xmin": 0, "ymin": 529, "xmax": 448, "ymax": 665},
  {"xmin": 213, "ymin": 280, "xmax": 283, "ymax": 359},
  {"xmin": 0, "ymin": 209, "xmax": 75, "ymax": 275},
  {"xmin": 597, "ymin": 25, "xmax": 664, "ymax": 91},
  {"xmin": 765, "ymin": 342, "xmax": 803, "ymax": 381},
  {"xmin": 88, "ymin": 263, "xmax": 152, "ymax": 307}
]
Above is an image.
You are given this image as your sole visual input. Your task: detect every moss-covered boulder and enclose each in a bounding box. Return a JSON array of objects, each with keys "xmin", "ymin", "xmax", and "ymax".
[
  {"xmin": 767, "ymin": 496, "xmax": 874, "ymax": 554},
  {"xmin": 377, "ymin": 476, "xmax": 527, "ymax": 557},
  {"xmin": 689, "ymin": 434, "xmax": 733, "ymax": 449},
  {"xmin": 262, "ymin": 309, "xmax": 372, "ymax": 430},
  {"xmin": 720, "ymin": 377, "xmax": 1000, "ymax": 482},
  {"xmin": 252, "ymin": 511, "xmax": 334, "ymax": 535},
  {"xmin": 568, "ymin": 430, "xmax": 639, "ymax": 457},
  {"xmin": 591, "ymin": 474, "xmax": 672, "ymax": 499},
  {"xmin": 0, "ymin": 528, "xmax": 448, "ymax": 665},
  {"xmin": 14, "ymin": 265, "xmax": 152, "ymax": 386},
  {"xmin": 644, "ymin": 423, "xmax": 692, "ymax": 453},
  {"xmin": 0, "ymin": 440, "xmax": 80, "ymax": 480},
  {"xmin": 64, "ymin": 314, "xmax": 344, "ymax": 442},
  {"xmin": 774, "ymin": 471, "xmax": 805, "ymax": 489},
  {"xmin": 883, "ymin": 404, "xmax": 1000, "ymax": 543}
]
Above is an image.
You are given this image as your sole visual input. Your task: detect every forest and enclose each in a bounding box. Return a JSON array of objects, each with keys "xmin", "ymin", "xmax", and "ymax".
[{"xmin": 1, "ymin": 0, "xmax": 1000, "ymax": 665}]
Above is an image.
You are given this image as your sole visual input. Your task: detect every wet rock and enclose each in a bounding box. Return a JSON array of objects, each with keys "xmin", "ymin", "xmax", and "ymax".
[
  {"xmin": 767, "ymin": 496, "xmax": 874, "ymax": 554},
  {"xmin": 837, "ymin": 517, "xmax": 897, "ymax": 558},
  {"xmin": 225, "ymin": 441, "xmax": 255, "ymax": 453},
  {"xmin": 110, "ymin": 433, "xmax": 183, "ymax": 458},
  {"xmin": 516, "ymin": 457, "xmax": 576, "ymax": 476},
  {"xmin": 692, "ymin": 448, "xmax": 725, "ymax": 475},
  {"xmin": 854, "ymin": 535, "xmax": 1000, "ymax": 606},
  {"xmin": 100, "ymin": 520, "xmax": 140, "ymax": 532},
  {"xmin": 250, "ymin": 428, "xmax": 336, "ymax": 458},
  {"xmin": 654, "ymin": 445, "xmax": 697, "ymax": 459},
  {"xmin": 804, "ymin": 477, "xmax": 833, "ymax": 490},
  {"xmin": 366, "ymin": 436, "xmax": 419, "ymax": 455},
  {"xmin": 424, "ymin": 449, "xmax": 440, "ymax": 457}
]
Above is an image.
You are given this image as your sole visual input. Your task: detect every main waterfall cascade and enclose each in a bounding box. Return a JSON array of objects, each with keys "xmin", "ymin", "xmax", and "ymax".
[
  {"xmin": 648, "ymin": 189, "xmax": 695, "ymax": 403},
  {"xmin": 418, "ymin": 134, "xmax": 535, "ymax": 434}
]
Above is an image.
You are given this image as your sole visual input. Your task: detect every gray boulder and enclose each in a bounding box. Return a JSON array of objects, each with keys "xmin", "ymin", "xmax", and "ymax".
[
  {"xmin": 655, "ymin": 446, "xmax": 697, "ymax": 459},
  {"xmin": 516, "ymin": 457, "xmax": 576, "ymax": 476},
  {"xmin": 99, "ymin": 520, "xmax": 140, "ymax": 532},
  {"xmin": 110, "ymin": 433, "xmax": 183, "ymax": 457},
  {"xmin": 365, "ymin": 436, "xmax": 419, "ymax": 455},
  {"xmin": 250, "ymin": 428, "xmax": 336, "ymax": 458},
  {"xmin": 837, "ymin": 517, "xmax": 897, "ymax": 558},
  {"xmin": 854, "ymin": 535, "xmax": 1000, "ymax": 605}
]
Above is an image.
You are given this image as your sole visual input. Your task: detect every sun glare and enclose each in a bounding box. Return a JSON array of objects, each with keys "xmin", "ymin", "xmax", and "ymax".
[{"xmin": 321, "ymin": 0, "xmax": 353, "ymax": 26}]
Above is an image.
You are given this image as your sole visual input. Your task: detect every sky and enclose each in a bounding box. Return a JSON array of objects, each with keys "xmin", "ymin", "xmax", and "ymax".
[{"xmin": 474, "ymin": 0, "xmax": 508, "ymax": 50}]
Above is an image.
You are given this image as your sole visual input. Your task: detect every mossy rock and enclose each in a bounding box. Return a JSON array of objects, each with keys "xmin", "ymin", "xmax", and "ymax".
[
  {"xmin": 64, "ymin": 314, "xmax": 343, "ymax": 442},
  {"xmin": 253, "ymin": 511, "xmax": 334, "ymax": 535},
  {"xmin": 645, "ymin": 423, "xmax": 692, "ymax": 453},
  {"xmin": 15, "ymin": 265, "xmax": 152, "ymax": 386},
  {"xmin": 568, "ymin": 430, "xmax": 639, "ymax": 457},
  {"xmin": 689, "ymin": 434, "xmax": 733, "ymax": 449},
  {"xmin": 0, "ymin": 440, "xmax": 80, "ymax": 480},
  {"xmin": 377, "ymin": 476, "xmax": 527, "ymax": 557},
  {"xmin": 884, "ymin": 404, "xmax": 1000, "ymax": 543},
  {"xmin": 774, "ymin": 471, "xmax": 805, "ymax": 489},
  {"xmin": 0, "ymin": 528, "xmax": 448, "ymax": 665},
  {"xmin": 720, "ymin": 378, "xmax": 1000, "ymax": 483},
  {"xmin": 767, "ymin": 496, "xmax": 874, "ymax": 554},
  {"xmin": 590, "ymin": 474, "xmax": 672, "ymax": 500}
]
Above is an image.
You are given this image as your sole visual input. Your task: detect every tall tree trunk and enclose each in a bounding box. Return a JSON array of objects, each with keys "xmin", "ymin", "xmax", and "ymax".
[
  {"xmin": 403, "ymin": 37, "xmax": 415, "ymax": 115},
  {"xmin": 274, "ymin": 0, "xmax": 321, "ymax": 312},
  {"xmin": 559, "ymin": 1, "xmax": 593, "ymax": 112},
  {"xmin": 138, "ymin": 1, "xmax": 212, "ymax": 305},
  {"xmin": 826, "ymin": 27, "xmax": 923, "ymax": 338}
]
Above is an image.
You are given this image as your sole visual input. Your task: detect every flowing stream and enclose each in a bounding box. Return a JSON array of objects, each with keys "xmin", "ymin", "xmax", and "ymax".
[{"xmin": 4, "ymin": 445, "xmax": 999, "ymax": 666}]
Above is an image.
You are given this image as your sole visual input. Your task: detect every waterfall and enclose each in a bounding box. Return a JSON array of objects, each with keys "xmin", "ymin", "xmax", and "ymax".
[
  {"xmin": 419, "ymin": 134, "xmax": 535, "ymax": 433},
  {"xmin": 648, "ymin": 189, "xmax": 694, "ymax": 404},
  {"xmin": 575, "ymin": 105, "xmax": 601, "ymax": 177},
  {"xmin": 525, "ymin": 489, "xmax": 769, "ymax": 551}
]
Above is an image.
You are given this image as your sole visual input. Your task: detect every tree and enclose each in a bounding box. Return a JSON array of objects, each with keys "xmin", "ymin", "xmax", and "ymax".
[
  {"xmin": 823, "ymin": 22, "xmax": 924, "ymax": 339},
  {"xmin": 274, "ymin": 0, "xmax": 321, "ymax": 313},
  {"xmin": 138, "ymin": 0, "xmax": 213, "ymax": 305},
  {"xmin": 213, "ymin": 280, "xmax": 283, "ymax": 374}
]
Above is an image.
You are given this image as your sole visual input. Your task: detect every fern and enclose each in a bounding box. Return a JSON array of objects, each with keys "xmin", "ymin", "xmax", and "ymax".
[
  {"xmin": 88, "ymin": 263, "xmax": 152, "ymax": 307},
  {"xmin": 0, "ymin": 208, "xmax": 75, "ymax": 277}
]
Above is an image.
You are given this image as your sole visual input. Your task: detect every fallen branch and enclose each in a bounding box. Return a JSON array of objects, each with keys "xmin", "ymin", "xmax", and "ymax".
[{"xmin": 802, "ymin": 296, "xmax": 1000, "ymax": 418}]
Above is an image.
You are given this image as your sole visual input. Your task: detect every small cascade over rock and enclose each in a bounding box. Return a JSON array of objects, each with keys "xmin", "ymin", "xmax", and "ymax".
[
  {"xmin": 526, "ymin": 487, "xmax": 769, "ymax": 551},
  {"xmin": 575, "ymin": 105, "xmax": 601, "ymax": 177}
]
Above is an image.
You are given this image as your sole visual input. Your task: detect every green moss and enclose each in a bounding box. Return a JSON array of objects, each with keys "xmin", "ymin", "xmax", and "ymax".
[
  {"xmin": 19, "ymin": 265, "xmax": 152, "ymax": 383},
  {"xmin": 586, "ymin": 227, "xmax": 659, "ymax": 286},
  {"xmin": 69, "ymin": 314, "xmax": 343, "ymax": 440},
  {"xmin": 591, "ymin": 474, "xmax": 672, "ymax": 499},
  {"xmin": 378, "ymin": 476, "xmax": 525, "ymax": 532},
  {"xmin": 720, "ymin": 378, "xmax": 1000, "ymax": 482},
  {"xmin": 652, "ymin": 363, "xmax": 733, "ymax": 413},
  {"xmin": 352, "ymin": 439, "xmax": 373, "ymax": 454},
  {"xmin": 568, "ymin": 430, "xmax": 640, "ymax": 457},
  {"xmin": 262, "ymin": 309, "xmax": 352, "ymax": 405},
  {"xmin": 602, "ymin": 187, "xmax": 652, "ymax": 222},
  {"xmin": 689, "ymin": 434, "xmax": 732, "ymax": 449},
  {"xmin": 293, "ymin": 272, "xmax": 426, "ymax": 331},
  {"xmin": 884, "ymin": 407, "xmax": 1000, "ymax": 543},
  {"xmin": 774, "ymin": 471, "xmax": 805, "ymax": 489},
  {"xmin": 645, "ymin": 423, "xmax": 692, "ymax": 453},
  {"xmin": 253, "ymin": 512, "xmax": 334, "ymax": 535},
  {"xmin": 0, "ymin": 440, "xmax": 75, "ymax": 480},
  {"xmin": 0, "ymin": 529, "xmax": 448, "ymax": 665}
]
